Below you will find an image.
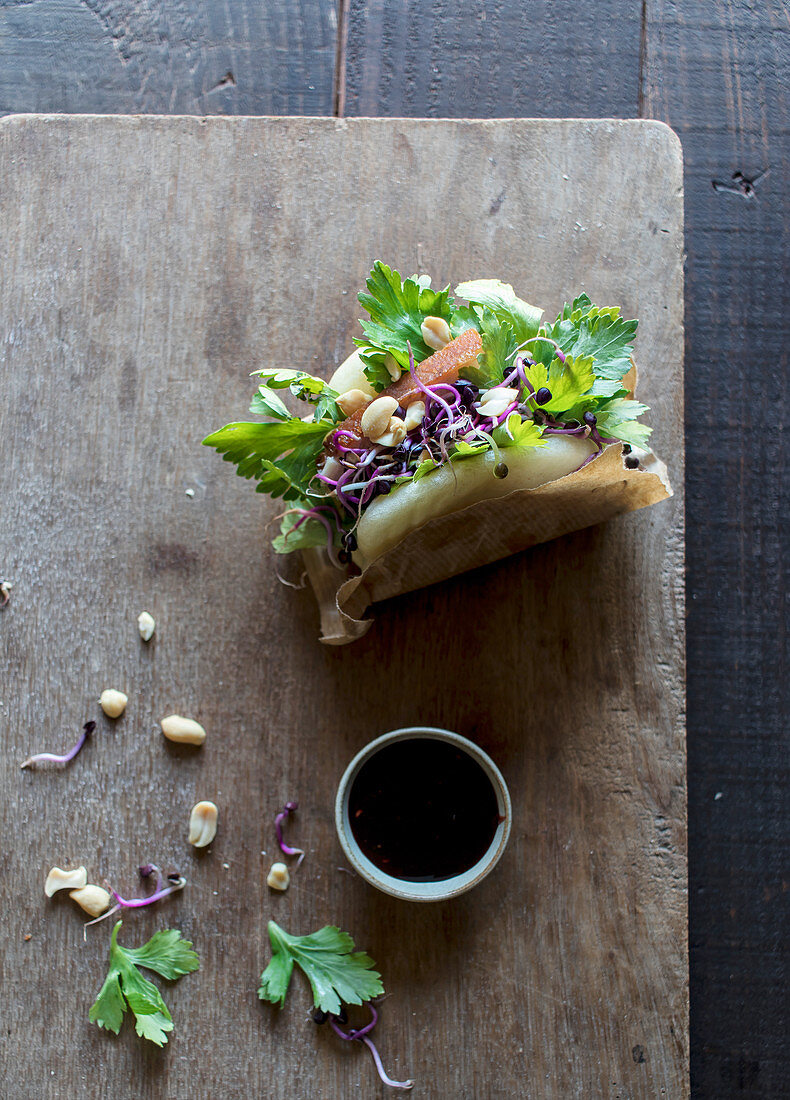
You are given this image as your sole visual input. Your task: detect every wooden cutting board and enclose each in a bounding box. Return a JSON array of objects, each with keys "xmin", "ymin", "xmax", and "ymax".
[{"xmin": 0, "ymin": 116, "xmax": 686, "ymax": 1099}]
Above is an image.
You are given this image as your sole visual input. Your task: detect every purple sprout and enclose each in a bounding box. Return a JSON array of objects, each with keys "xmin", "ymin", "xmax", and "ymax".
[
  {"xmin": 274, "ymin": 801, "xmax": 305, "ymax": 867},
  {"xmin": 315, "ymin": 1002, "xmax": 414, "ymax": 1091},
  {"xmin": 84, "ymin": 863, "xmax": 186, "ymax": 929},
  {"xmin": 21, "ymin": 721, "xmax": 96, "ymax": 770}
]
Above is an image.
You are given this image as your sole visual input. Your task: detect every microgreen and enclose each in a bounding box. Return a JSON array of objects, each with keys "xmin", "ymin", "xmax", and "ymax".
[
  {"xmin": 89, "ymin": 921, "xmax": 199, "ymax": 1046},
  {"xmin": 274, "ymin": 800, "xmax": 305, "ymax": 867},
  {"xmin": 84, "ymin": 864, "xmax": 186, "ymax": 930},
  {"xmin": 21, "ymin": 721, "xmax": 95, "ymax": 770}
]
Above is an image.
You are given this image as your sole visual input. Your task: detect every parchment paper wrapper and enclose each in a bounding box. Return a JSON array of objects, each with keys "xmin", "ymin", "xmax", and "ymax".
[{"xmin": 303, "ymin": 440, "xmax": 671, "ymax": 645}]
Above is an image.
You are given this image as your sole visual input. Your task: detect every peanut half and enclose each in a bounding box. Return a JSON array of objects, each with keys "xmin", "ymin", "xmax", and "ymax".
[
  {"xmin": 188, "ymin": 801, "xmax": 218, "ymax": 848},
  {"xmin": 267, "ymin": 862, "xmax": 290, "ymax": 891},
  {"xmin": 69, "ymin": 884, "xmax": 111, "ymax": 917},
  {"xmin": 161, "ymin": 715, "xmax": 206, "ymax": 746},
  {"xmin": 100, "ymin": 689, "xmax": 128, "ymax": 718},
  {"xmin": 336, "ymin": 388, "xmax": 371, "ymax": 417},
  {"xmin": 360, "ymin": 395, "xmax": 398, "ymax": 440},
  {"xmin": 421, "ymin": 315, "xmax": 452, "ymax": 351},
  {"xmin": 45, "ymin": 865, "xmax": 87, "ymax": 897}
]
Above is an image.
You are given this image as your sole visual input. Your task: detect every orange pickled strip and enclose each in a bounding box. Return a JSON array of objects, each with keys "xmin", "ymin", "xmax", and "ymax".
[{"xmin": 332, "ymin": 329, "xmax": 483, "ymax": 444}]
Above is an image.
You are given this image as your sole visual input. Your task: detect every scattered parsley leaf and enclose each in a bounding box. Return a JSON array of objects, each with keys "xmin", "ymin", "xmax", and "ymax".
[
  {"xmin": 202, "ymin": 418, "xmax": 332, "ymax": 501},
  {"xmin": 492, "ymin": 414, "xmax": 546, "ymax": 449},
  {"xmin": 258, "ymin": 921, "xmax": 384, "ymax": 1016},
  {"xmin": 594, "ymin": 397, "xmax": 653, "ymax": 448},
  {"xmin": 355, "ymin": 261, "xmax": 454, "ymax": 376},
  {"xmin": 89, "ymin": 922, "xmax": 199, "ymax": 1047},
  {"xmin": 455, "ymin": 278, "xmax": 543, "ymax": 345}
]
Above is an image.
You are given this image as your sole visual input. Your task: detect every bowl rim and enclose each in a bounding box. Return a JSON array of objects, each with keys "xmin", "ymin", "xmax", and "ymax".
[{"xmin": 334, "ymin": 725, "xmax": 512, "ymax": 902}]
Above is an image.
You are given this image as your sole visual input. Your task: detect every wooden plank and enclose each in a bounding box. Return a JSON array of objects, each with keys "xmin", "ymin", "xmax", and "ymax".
[
  {"xmin": 0, "ymin": 0, "xmax": 338, "ymax": 117},
  {"xmin": 643, "ymin": 4, "xmax": 789, "ymax": 1097},
  {"xmin": 343, "ymin": 0, "xmax": 642, "ymax": 117},
  {"xmin": 0, "ymin": 115, "xmax": 685, "ymax": 1099}
]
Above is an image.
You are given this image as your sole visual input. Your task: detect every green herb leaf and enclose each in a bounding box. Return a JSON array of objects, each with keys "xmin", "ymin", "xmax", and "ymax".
[
  {"xmin": 461, "ymin": 308, "xmax": 517, "ymax": 388},
  {"xmin": 258, "ymin": 921, "xmax": 384, "ymax": 1015},
  {"xmin": 525, "ymin": 353, "xmax": 596, "ymax": 418},
  {"xmin": 455, "ymin": 278, "xmax": 543, "ymax": 345},
  {"xmin": 250, "ymin": 386, "xmax": 292, "ymax": 421},
  {"xmin": 355, "ymin": 261, "xmax": 454, "ymax": 375},
  {"xmin": 253, "ymin": 368, "xmax": 341, "ymax": 422},
  {"xmin": 272, "ymin": 509, "xmax": 338, "ymax": 554},
  {"xmin": 202, "ymin": 418, "xmax": 332, "ymax": 501},
  {"xmin": 536, "ymin": 298, "xmax": 637, "ymax": 381},
  {"xmin": 594, "ymin": 397, "xmax": 653, "ymax": 448},
  {"xmin": 492, "ymin": 414, "xmax": 546, "ymax": 450},
  {"xmin": 89, "ymin": 922, "xmax": 199, "ymax": 1047}
]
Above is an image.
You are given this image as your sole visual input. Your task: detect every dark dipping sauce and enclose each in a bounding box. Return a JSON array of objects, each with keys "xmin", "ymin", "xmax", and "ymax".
[{"xmin": 348, "ymin": 737, "xmax": 501, "ymax": 882}]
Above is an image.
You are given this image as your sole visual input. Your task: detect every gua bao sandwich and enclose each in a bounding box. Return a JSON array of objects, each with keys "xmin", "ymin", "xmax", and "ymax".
[{"xmin": 205, "ymin": 262, "xmax": 671, "ymax": 642}]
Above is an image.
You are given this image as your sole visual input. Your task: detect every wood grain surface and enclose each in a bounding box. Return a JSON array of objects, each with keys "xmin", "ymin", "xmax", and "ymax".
[{"xmin": 0, "ymin": 116, "xmax": 685, "ymax": 1099}]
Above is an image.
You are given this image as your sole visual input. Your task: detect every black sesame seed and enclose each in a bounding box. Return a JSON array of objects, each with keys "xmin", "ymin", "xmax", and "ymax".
[
  {"xmin": 535, "ymin": 387, "xmax": 552, "ymax": 405},
  {"xmin": 344, "ymin": 532, "xmax": 358, "ymax": 552},
  {"xmin": 494, "ymin": 462, "xmax": 509, "ymax": 479},
  {"xmin": 583, "ymin": 411, "xmax": 597, "ymax": 426},
  {"xmin": 624, "ymin": 454, "xmax": 640, "ymax": 470},
  {"xmin": 312, "ymin": 1009, "xmax": 329, "ymax": 1025},
  {"xmin": 621, "ymin": 443, "xmax": 632, "ymax": 454}
]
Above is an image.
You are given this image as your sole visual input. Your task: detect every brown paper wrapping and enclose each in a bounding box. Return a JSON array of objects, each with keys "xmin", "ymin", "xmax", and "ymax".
[{"xmin": 303, "ymin": 440, "xmax": 672, "ymax": 645}]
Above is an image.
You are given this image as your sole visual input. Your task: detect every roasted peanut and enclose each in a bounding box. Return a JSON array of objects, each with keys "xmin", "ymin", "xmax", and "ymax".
[
  {"xmin": 161, "ymin": 715, "xmax": 206, "ymax": 745},
  {"xmin": 137, "ymin": 611, "xmax": 156, "ymax": 641},
  {"xmin": 69, "ymin": 884, "xmax": 111, "ymax": 917},
  {"xmin": 336, "ymin": 388, "xmax": 371, "ymax": 416},
  {"xmin": 384, "ymin": 354, "xmax": 401, "ymax": 381},
  {"xmin": 403, "ymin": 400, "xmax": 426, "ymax": 431},
  {"xmin": 267, "ymin": 862, "xmax": 290, "ymax": 891},
  {"xmin": 189, "ymin": 801, "xmax": 218, "ymax": 848},
  {"xmin": 100, "ymin": 689, "xmax": 128, "ymax": 718},
  {"xmin": 360, "ymin": 396, "xmax": 398, "ymax": 440},
  {"xmin": 421, "ymin": 316, "xmax": 452, "ymax": 351},
  {"xmin": 478, "ymin": 386, "xmax": 518, "ymax": 418},
  {"xmin": 45, "ymin": 866, "xmax": 87, "ymax": 897},
  {"xmin": 372, "ymin": 416, "xmax": 407, "ymax": 448}
]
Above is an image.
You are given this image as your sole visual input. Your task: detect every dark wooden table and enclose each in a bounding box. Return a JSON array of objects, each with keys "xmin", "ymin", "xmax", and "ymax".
[{"xmin": 0, "ymin": 3, "xmax": 786, "ymax": 1097}]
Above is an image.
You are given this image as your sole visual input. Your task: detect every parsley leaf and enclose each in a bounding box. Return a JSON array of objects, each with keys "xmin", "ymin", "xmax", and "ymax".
[
  {"xmin": 492, "ymin": 413, "xmax": 546, "ymax": 450},
  {"xmin": 462, "ymin": 308, "xmax": 517, "ymax": 388},
  {"xmin": 253, "ymin": 368, "xmax": 341, "ymax": 423},
  {"xmin": 89, "ymin": 922, "xmax": 199, "ymax": 1047},
  {"xmin": 258, "ymin": 921, "xmax": 384, "ymax": 1015},
  {"xmin": 594, "ymin": 397, "xmax": 653, "ymax": 448},
  {"xmin": 272, "ymin": 509, "xmax": 339, "ymax": 554},
  {"xmin": 524, "ymin": 353, "xmax": 596, "ymax": 418},
  {"xmin": 355, "ymin": 262, "xmax": 454, "ymax": 378},
  {"xmin": 202, "ymin": 418, "xmax": 332, "ymax": 501},
  {"xmin": 536, "ymin": 296, "xmax": 637, "ymax": 381},
  {"xmin": 455, "ymin": 279, "xmax": 543, "ymax": 346}
]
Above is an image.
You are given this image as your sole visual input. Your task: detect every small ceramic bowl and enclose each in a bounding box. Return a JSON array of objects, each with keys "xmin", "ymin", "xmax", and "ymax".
[{"xmin": 335, "ymin": 726, "xmax": 511, "ymax": 902}]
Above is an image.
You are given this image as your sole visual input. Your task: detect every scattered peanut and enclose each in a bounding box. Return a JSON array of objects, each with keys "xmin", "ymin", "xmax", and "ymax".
[
  {"xmin": 267, "ymin": 862, "xmax": 290, "ymax": 891},
  {"xmin": 188, "ymin": 800, "xmax": 219, "ymax": 848},
  {"xmin": 45, "ymin": 865, "xmax": 87, "ymax": 897},
  {"xmin": 100, "ymin": 689, "xmax": 128, "ymax": 719},
  {"xmin": 360, "ymin": 395, "xmax": 398, "ymax": 440},
  {"xmin": 336, "ymin": 388, "xmax": 371, "ymax": 416},
  {"xmin": 384, "ymin": 353, "xmax": 401, "ymax": 381},
  {"xmin": 161, "ymin": 715, "xmax": 206, "ymax": 746},
  {"xmin": 137, "ymin": 610, "xmax": 156, "ymax": 641},
  {"xmin": 372, "ymin": 416, "xmax": 407, "ymax": 448},
  {"xmin": 478, "ymin": 386, "xmax": 519, "ymax": 418},
  {"xmin": 320, "ymin": 456, "xmax": 344, "ymax": 482},
  {"xmin": 421, "ymin": 315, "xmax": 452, "ymax": 351},
  {"xmin": 69, "ymin": 884, "xmax": 111, "ymax": 917},
  {"xmin": 403, "ymin": 400, "xmax": 426, "ymax": 431}
]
